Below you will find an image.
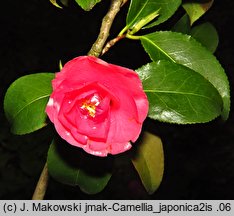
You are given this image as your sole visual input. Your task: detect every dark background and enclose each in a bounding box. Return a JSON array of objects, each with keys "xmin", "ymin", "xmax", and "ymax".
[{"xmin": 0, "ymin": 0, "xmax": 233, "ymax": 199}]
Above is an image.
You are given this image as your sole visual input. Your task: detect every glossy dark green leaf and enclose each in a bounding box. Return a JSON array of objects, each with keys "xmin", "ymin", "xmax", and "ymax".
[
  {"xmin": 182, "ymin": 0, "xmax": 214, "ymax": 25},
  {"xmin": 75, "ymin": 0, "xmax": 101, "ymax": 11},
  {"xmin": 140, "ymin": 31, "xmax": 230, "ymax": 120},
  {"xmin": 132, "ymin": 132, "xmax": 164, "ymax": 194},
  {"xmin": 172, "ymin": 14, "xmax": 191, "ymax": 34},
  {"xmin": 191, "ymin": 22, "xmax": 218, "ymax": 53},
  {"xmin": 137, "ymin": 61, "xmax": 223, "ymax": 123},
  {"xmin": 126, "ymin": 0, "xmax": 181, "ymax": 30},
  {"xmin": 47, "ymin": 140, "xmax": 112, "ymax": 194},
  {"xmin": 4, "ymin": 73, "xmax": 54, "ymax": 135}
]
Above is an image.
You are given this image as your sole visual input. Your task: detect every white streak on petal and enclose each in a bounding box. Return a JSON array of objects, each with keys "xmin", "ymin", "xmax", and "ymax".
[
  {"xmin": 124, "ymin": 142, "xmax": 132, "ymax": 150},
  {"xmin": 91, "ymin": 94, "xmax": 101, "ymax": 106},
  {"xmin": 54, "ymin": 101, "xmax": 60, "ymax": 112},
  {"xmin": 65, "ymin": 131, "xmax": 70, "ymax": 136},
  {"xmin": 47, "ymin": 98, "xmax": 54, "ymax": 106},
  {"xmin": 95, "ymin": 58, "xmax": 109, "ymax": 66}
]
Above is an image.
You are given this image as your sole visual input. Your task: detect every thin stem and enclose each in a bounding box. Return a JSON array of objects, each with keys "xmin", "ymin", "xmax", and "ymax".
[
  {"xmin": 88, "ymin": 0, "xmax": 125, "ymax": 57},
  {"xmin": 101, "ymin": 34, "xmax": 126, "ymax": 56},
  {"xmin": 101, "ymin": 32, "xmax": 140, "ymax": 55},
  {"xmin": 118, "ymin": 25, "xmax": 129, "ymax": 37},
  {"xmin": 126, "ymin": 33, "xmax": 141, "ymax": 40},
  {"xmin": 32, "ymin": 162, "xmax": 49, "ymax": 200},
  {"xmin": 121, "ymin": 0, "xmax": 129, "ymax": 6}
]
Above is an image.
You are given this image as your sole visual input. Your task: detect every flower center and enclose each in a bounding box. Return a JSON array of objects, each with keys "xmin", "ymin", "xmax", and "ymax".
[
  {"xmin": 81, "ymin": 102, "xmax": 96, "ymax": 117},
  {"xmin": 80, "ymin": 94, "xmax": 101, "ymax": 118}
]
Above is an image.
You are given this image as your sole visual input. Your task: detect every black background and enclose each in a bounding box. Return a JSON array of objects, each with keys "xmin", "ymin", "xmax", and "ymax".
[{"xmin": 0, "ymin": 0, "xmax": 234, "ymax": 199}]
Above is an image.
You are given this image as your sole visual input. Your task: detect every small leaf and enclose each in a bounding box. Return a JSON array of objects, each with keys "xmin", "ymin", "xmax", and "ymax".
[
  {"xmin": 191, "ymin": 22, "xmax": 219, "ymax": 53},
  {"xmin": 137, "ymin": 61, "xmax": 223, "ymax": 123},
  {"xmin": 126, "ymin": 0, "xmax": 181, "ymax": 30},
  {"xmin": 132, "ymin": 131, "xmax": 164, "ymax": 195},
  {"xmin": 140, "ymin": 31, "xmax": 230, "ymax": 120},
  {"xmin": 182, "ymin": 0, "xmax": 214, "ymax": 25},
  {"xmin": 47, "ymin": 140, "xmax": 112, "ymax": 194},
  {"xmin": 129, "ymin": 10, "xmax": 160, "ymax": 35},
  {"xmin": 75, "ymin": 0, "xmax": 101, "ymax": 11},
  {"xmin": 59, "ymin": 60, "xmax": 63, "ymax": 70},
  {"xmin": 60, "ymin": 0, "xmax": 69, "ymax": 6},
  {"xmin": 4, "ymin": 73, "xmax": 54, "ymax": 135},
  {"xmin": 49, "ymin": 0, "xmax": 63, "ymax": 9},
  {"xmin": 172, "ymin": 14, "xmax": 191, "ymax": 34}
]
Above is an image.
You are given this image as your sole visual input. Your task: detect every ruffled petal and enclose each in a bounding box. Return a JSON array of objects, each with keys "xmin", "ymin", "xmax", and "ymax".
[
  {"xmin": 82, "ymin": 140, "xmax": 132, "ymax": 157},
  {"xmin": 83, "ymin": 140, "xmax": 109, "ymax": 157},
  {"xmin": 133, "ymin": 93, "xmax": 149, "ymax": 123},
  {"xmin": 53, "ymin": 115, "xmax": 88, "ymax": 147},
  {"xmin": 110, "ymin": 142, "xmax": 132, "ymax": 155},
  {"xmin": 107, "ymin": 90, "xmax": 142, "ymax": 144}
]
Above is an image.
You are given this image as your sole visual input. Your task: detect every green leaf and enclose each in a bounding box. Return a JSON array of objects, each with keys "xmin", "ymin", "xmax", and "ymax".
[
  {"xmin": 60, "ymin": 0, "xmax": 69, "ymax": 6},
  {"xmin": 132, "ymin": 131, "xmax": 164, "ymax": 194},
  {"xmin": 172, "ymin": 14, "xmax": 191, "ymax": 34},
  {"xmin": 75, "ymin": 0, "xmax": 101, "ymax": 11},
  {"xmin": 4, "ymin": 73, "xmax": 54, "ymax": 135},
  {"xmin": 191, "ymin": 22, "xmax": 219, "ymax": 53},
  {"xmin": 182, "ymin": 0, "xmax": 214, "ymax": 25},
  {"xmin": 47, "ymin": 140, "xmax": 112, "ymax": 194},
  {"xmin": 126, "ymin": 0, "xmax": 181, "ymax": 30},
  {"xmin": 49, "ymin": 0, "xmax": 63, "ymax": 9},
  {"xmin": 128, "ymin": 10, "xmax": 160, "ymax": 35},
  {"xmin": 140, "ymin": 31, "xmax": 230, "ymax": 120},
  {"xmin": 137, "ymin": 61, "xmax": 223, "ymax": 123},
  {"xmin": 59, "ymin": 60, "xmax": 63, "ymax": 70}
]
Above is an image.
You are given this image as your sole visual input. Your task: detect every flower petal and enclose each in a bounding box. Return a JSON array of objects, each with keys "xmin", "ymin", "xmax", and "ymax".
[
  {"xmin": 110, "ymin": 142, "xmax": 132, "ymax": 155},
  {"xmin": 83, "ymin": 140, "xmax": 109, "ymax": 157},
  {"xmin": 46, "ymin": 56, "xmax": 149, "ymax": 156},
  {"xmin": 107, "ymin": 90, "xmax": 142, "ymax": 143}
]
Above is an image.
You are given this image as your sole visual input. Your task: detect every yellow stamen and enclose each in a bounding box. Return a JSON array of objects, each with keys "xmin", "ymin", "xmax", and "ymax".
[{"xmin": 81, "ymin": 102, "xmax": 96, "ymax": 117}]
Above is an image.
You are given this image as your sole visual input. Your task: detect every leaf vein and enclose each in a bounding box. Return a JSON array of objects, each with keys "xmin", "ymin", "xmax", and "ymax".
[
  {"xmin": 145, "ymin": 90, "xmax": 213, "ymax": 101},
  {"xmin": 12, "ymin": 94, "xmax": 50, "ymax": 121},
  {"xmin": 141, "ymin": 36, "xmax": 176, "ymax": 62}
]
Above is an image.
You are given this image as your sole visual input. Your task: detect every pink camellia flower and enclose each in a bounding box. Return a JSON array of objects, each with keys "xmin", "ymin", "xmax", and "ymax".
[{"xmin": 46, "ymin": 56, "xmax": 148, "ymax": 156}]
